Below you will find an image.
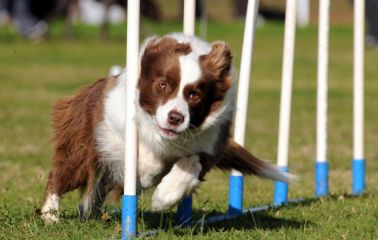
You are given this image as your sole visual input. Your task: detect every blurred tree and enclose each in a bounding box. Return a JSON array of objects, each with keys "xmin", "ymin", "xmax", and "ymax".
[{"xmin": 29, "ymin": 0, "xmax": 57, "ymax": 19}]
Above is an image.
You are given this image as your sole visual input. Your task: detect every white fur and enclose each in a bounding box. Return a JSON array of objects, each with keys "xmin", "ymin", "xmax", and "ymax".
[
  {"xmin": 151, "ymin": 155, "xmax": 202, "ymax": 211},
  {"xmin": 41, "ymin": 194, "xmax": 60, "ymax": 223},
  {"xmin": 178, "ymin": 53, "xmax": 202, "ymax": 92},
  {"xmin": 137, "ymin": 141, "xmax": 166, "ymax": 188},
  {"xmin": 95, "ymin": 73, "xmax": 127, "ymax": 185}
]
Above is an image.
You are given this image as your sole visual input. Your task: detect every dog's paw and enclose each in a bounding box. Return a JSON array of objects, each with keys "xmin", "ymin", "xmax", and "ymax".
[
  {"xmin": 151, "ymin": 186, "xmax": 180, "ymax": 211},
  {"xmin": 41, "ymin": 193, "xmax": 60, "ymax": 224},
  {"xmin": 151, "ymin": 155, "xmax": 202, "ymax": 211},
  {"xmin": 41, "ymin": 211, "xmax": 59, "ymax": 224}
]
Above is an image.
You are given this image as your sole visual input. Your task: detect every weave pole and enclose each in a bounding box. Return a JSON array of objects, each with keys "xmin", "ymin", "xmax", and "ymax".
[
  {"xmin": 352, "ymin": 0, "xmax": 365, "ymax": 195},
  {"xmin": 315, "ymin": 0, "xmax": 330, "ymax": 197},
  {"xmin": 183, "ymin": 0, "xmax": 196, "ymax": 36},
  {"xmin": 273, "ymin": 0, "xmax": 297, "ymax": 206},
  {"xmin": 177, "ymin": 0, "xmax": 196, "ymax": 226},
  {"xmin": 229, "ymin": 0, "xmax": 260, "ymax": 216},
  {"xmin": 121, "ymin": 0, "xmax": 140, "ymax": 239}
]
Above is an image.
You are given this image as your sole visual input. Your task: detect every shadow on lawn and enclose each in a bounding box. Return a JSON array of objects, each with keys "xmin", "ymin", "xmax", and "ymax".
[
  {"xmin": 136, "ymin": 197, "xmax": 320, "ymax": 236},
  {"xmin": 36, "ymin": 194, "xmax": 369, "ymax": 236},
  {"xmin": 203, "ymin": 211, "xmax": 306, "ymax": 231}
]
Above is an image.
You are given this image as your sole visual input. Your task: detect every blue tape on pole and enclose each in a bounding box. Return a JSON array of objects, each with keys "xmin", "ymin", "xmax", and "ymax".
[
  {"xmin": 122, "ymin": 195, "xmax": 137, "ymax": 240},
  {"xmin": 315, "ymin": 161, "xmax": 329, "ymax": 197},
  {"xmin": 273, "ymin": 166, "xmax": 288, "ymax": 206},
  {"xmin": 177, "ymin": 195, "xmax": 192, "ymax": 226},
  {"xmin": 228, "ymin": 175, "xmax": 244, "ymax": 216},
  {"xmin": 352, "ymin": 159, "xmax": 365, "ymax": 195}
]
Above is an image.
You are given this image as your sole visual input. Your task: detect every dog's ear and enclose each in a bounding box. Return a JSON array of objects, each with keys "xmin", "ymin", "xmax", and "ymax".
[
  {"xmin": 142, "ymin": 36, "xmax": 161, "ymax": 53},
  {"xmin": 200, "ymin": 41, "xmax": 232, "ymax": 79},
  {"xmin": 174, "ymin": 42, "xmax": 192, "ymax": 54}
]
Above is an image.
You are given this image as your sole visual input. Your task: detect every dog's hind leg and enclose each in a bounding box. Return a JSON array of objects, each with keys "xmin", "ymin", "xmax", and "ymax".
[
  {"xmin": 41, "ymin": 151, "xmax": 78, "ymax": 224},
  {"xmin": 79, "ymin": 168, "xmax": 113, "ymax": 219},
  {"xmin": 41, "ymin": 151, "xmax": 103, "ymax": 223},
  {"xmin": 151, "ymin": 155, "xmax": 202, "ymax": 211}
]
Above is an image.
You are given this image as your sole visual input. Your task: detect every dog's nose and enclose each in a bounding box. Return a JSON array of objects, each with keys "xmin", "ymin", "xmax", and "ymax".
[{"xmin": 168, "ymin": 110, "xmax": 184, "ymax": 126}]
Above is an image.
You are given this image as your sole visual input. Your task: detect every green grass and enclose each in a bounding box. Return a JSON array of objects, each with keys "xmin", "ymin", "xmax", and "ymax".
[{"xmin": 1, "ymin": 20, "xmax": 378, "ymax": 239}]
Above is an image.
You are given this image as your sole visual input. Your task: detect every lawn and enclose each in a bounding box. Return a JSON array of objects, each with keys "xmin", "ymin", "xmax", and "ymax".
[{"xmin": 0, "ymin": 19, "xmax": 378, "ymax": 239}]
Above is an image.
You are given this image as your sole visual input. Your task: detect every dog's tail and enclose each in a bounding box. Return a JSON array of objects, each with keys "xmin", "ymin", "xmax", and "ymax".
[{"xmin": 216, "ymin": 139, "xmax": 296, "ymax": 182}]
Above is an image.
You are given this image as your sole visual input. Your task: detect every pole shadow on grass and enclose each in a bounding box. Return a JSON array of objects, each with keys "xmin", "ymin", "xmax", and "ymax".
[
  {"xmin": 134, "ymin": 210, "xmax": 308, "ymax": 237},
  {"xmin": 126, "ymin": 197, "xmax": 320, "ymax": 237}
]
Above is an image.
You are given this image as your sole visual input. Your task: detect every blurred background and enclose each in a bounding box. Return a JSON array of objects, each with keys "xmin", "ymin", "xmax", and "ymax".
[{"xmin": 0, "ymin": 0, "xmax": 377, "ymax": 44}]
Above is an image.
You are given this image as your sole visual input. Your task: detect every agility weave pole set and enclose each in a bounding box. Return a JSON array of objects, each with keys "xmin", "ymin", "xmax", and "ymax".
[{"xmin": 121, "ymin": 0, "xmax": 366, "ymax": 238}]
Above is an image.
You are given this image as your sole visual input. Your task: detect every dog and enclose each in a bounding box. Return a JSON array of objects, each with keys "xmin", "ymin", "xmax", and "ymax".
[{"xmin": 41, "ymin": 33, "xmax": 293, "ymax": 223}]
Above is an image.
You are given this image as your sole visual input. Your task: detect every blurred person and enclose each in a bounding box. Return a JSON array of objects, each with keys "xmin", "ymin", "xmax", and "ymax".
[
  {"xmin": 60, "ymin": 0, "xmax": 160, "ymax": 40},
  {"xmin": 13, "ymin": 0, "xmax": 48, "ymax": 40},
  {"xmin": 0, "ymin": 0, "xmax": 11, "ymax": 25},
  {"xmin": 366, "ymin": 0, "xmax": 378, "ymax": 47},
  {"xmin": 234, "ymin": 0, "xmax": 247, "ymax": 19}
]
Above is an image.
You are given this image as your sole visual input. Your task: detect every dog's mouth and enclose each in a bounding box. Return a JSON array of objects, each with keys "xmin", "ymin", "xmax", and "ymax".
[{"xmin": 158, "ymin": 127, "xmax": 179, "ymax": 138}]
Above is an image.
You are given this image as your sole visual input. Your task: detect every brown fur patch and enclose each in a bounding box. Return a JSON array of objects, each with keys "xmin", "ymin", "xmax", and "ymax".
[
  {"xmin": 43, "ymin": 77, "xmax": 116, "ymax": 200},
  {"xmin": 200, "ymin": 41, "xmax": 232, "ymax": 80},
  {"xmin": 216, "ymin": 139, "xmax": 267, "ymax": 176},
  {"xmin": 198, "ymin": 119, "xmax": 232, "ymax": 180},
  {"xmin": 185, "ymin": 41, "xmax": 233, "ymax": 127},
  {"xmin": 198, "ymin": 118, "xmax": 272, "ymax": 180},
  {"xmin": 138, "ymin": 37, "xmax": 192, "ymax": 115},
  {"xmin": 199, "ymin": 137, "xmax": 269, "ymax": 181}
]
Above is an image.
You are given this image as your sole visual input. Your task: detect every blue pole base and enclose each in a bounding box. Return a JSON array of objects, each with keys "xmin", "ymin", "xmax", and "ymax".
[
  {"xmin": 352, "ymin": 159, "xmax": 365, "ymax": 195},
  {"xmin": 315, "ymin": 161, "xmax": 329, "ymax": 197},
  {"xmin": 121, "ymin": 195, "xmax": 138, "ymax": 240},
  {"xmin": 273, "ymin": 167, "xmax": 289, "ymax": 206},
  {"xmin": 228, "ymin": 175, "xmax": 244, "ymax": 216},
  {"xmin": 177, "ymin": 195, "xmax": 192, "ymax": 226}
]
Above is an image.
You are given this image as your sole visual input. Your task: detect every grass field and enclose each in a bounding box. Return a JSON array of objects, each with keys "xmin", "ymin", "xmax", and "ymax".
[{"xmin": 1, "ymin": 20, "xmax": 378, "ymax": 239}]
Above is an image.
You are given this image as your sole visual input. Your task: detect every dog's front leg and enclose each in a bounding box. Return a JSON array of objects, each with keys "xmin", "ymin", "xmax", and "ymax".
[{"xmin": 151, "ymin": 155, "xmax": 202, "ymax": 211}]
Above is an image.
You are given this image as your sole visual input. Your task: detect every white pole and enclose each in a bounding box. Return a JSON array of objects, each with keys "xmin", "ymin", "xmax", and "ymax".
[
  {"xmin": 352, "ymin": 0, "xmax": 365, "ymax": 195},
  {"xmin": 316, "ymin": 0, "xmax": 330, "ymax": 165},
  {"xmin": 353, "ymin": 0, "xmax": 364, "ymax": 162},
  {"xmin": 273, "ymin": 0, "xmax": 297, "ymax": 206},
  {"xmin": 177, "ymin": 0, "xmax": 196, "ymax": 226},
  {"xmin": 232, "ymin": 0, "xmax": 260, "ymax": 175},
  {"xmin": 276, "ymin": 0, "xmax": 297, "ymax": 168},
  {"xmin": 124, "ymin": 0, "xmax": 139, "ymax": 198},
  {"xmin": 228, "ymin": 0, "xmax": 260, "ymax": 216},
  {"xmin": 184, "ymin": 0, "xmax": 196, "ymax": 35},
  {"xmin": 122, "ymin": 0, "xmax": 139, "ymax": 238},
  {"xmin": 234, "ymin": 0, "xmax": 259, "ymax": 149},
  {"xmin": 315, "ymin": 0, "xmax": 330, "ymax": 197}
]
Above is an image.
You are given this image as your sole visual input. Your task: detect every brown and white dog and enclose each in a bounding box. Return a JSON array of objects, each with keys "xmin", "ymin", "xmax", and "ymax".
[{"xmin": 41, "ymin": 33, "xmax": 293, "ymax": 223}]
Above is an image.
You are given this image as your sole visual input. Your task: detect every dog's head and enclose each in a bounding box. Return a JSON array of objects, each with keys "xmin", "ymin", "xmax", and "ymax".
[{"xmin": 138, "ymin": 36, "xmax": 233, "ymax": 139}]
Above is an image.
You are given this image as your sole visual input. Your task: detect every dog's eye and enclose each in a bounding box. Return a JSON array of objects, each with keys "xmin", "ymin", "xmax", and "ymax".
[
  {"xmin": 159, "ymin": 82, "xmax": 167, "ymax": 90},
  {"xmin": 188, "ymin": 90, "xmax": 200, "ymax": 101}
]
